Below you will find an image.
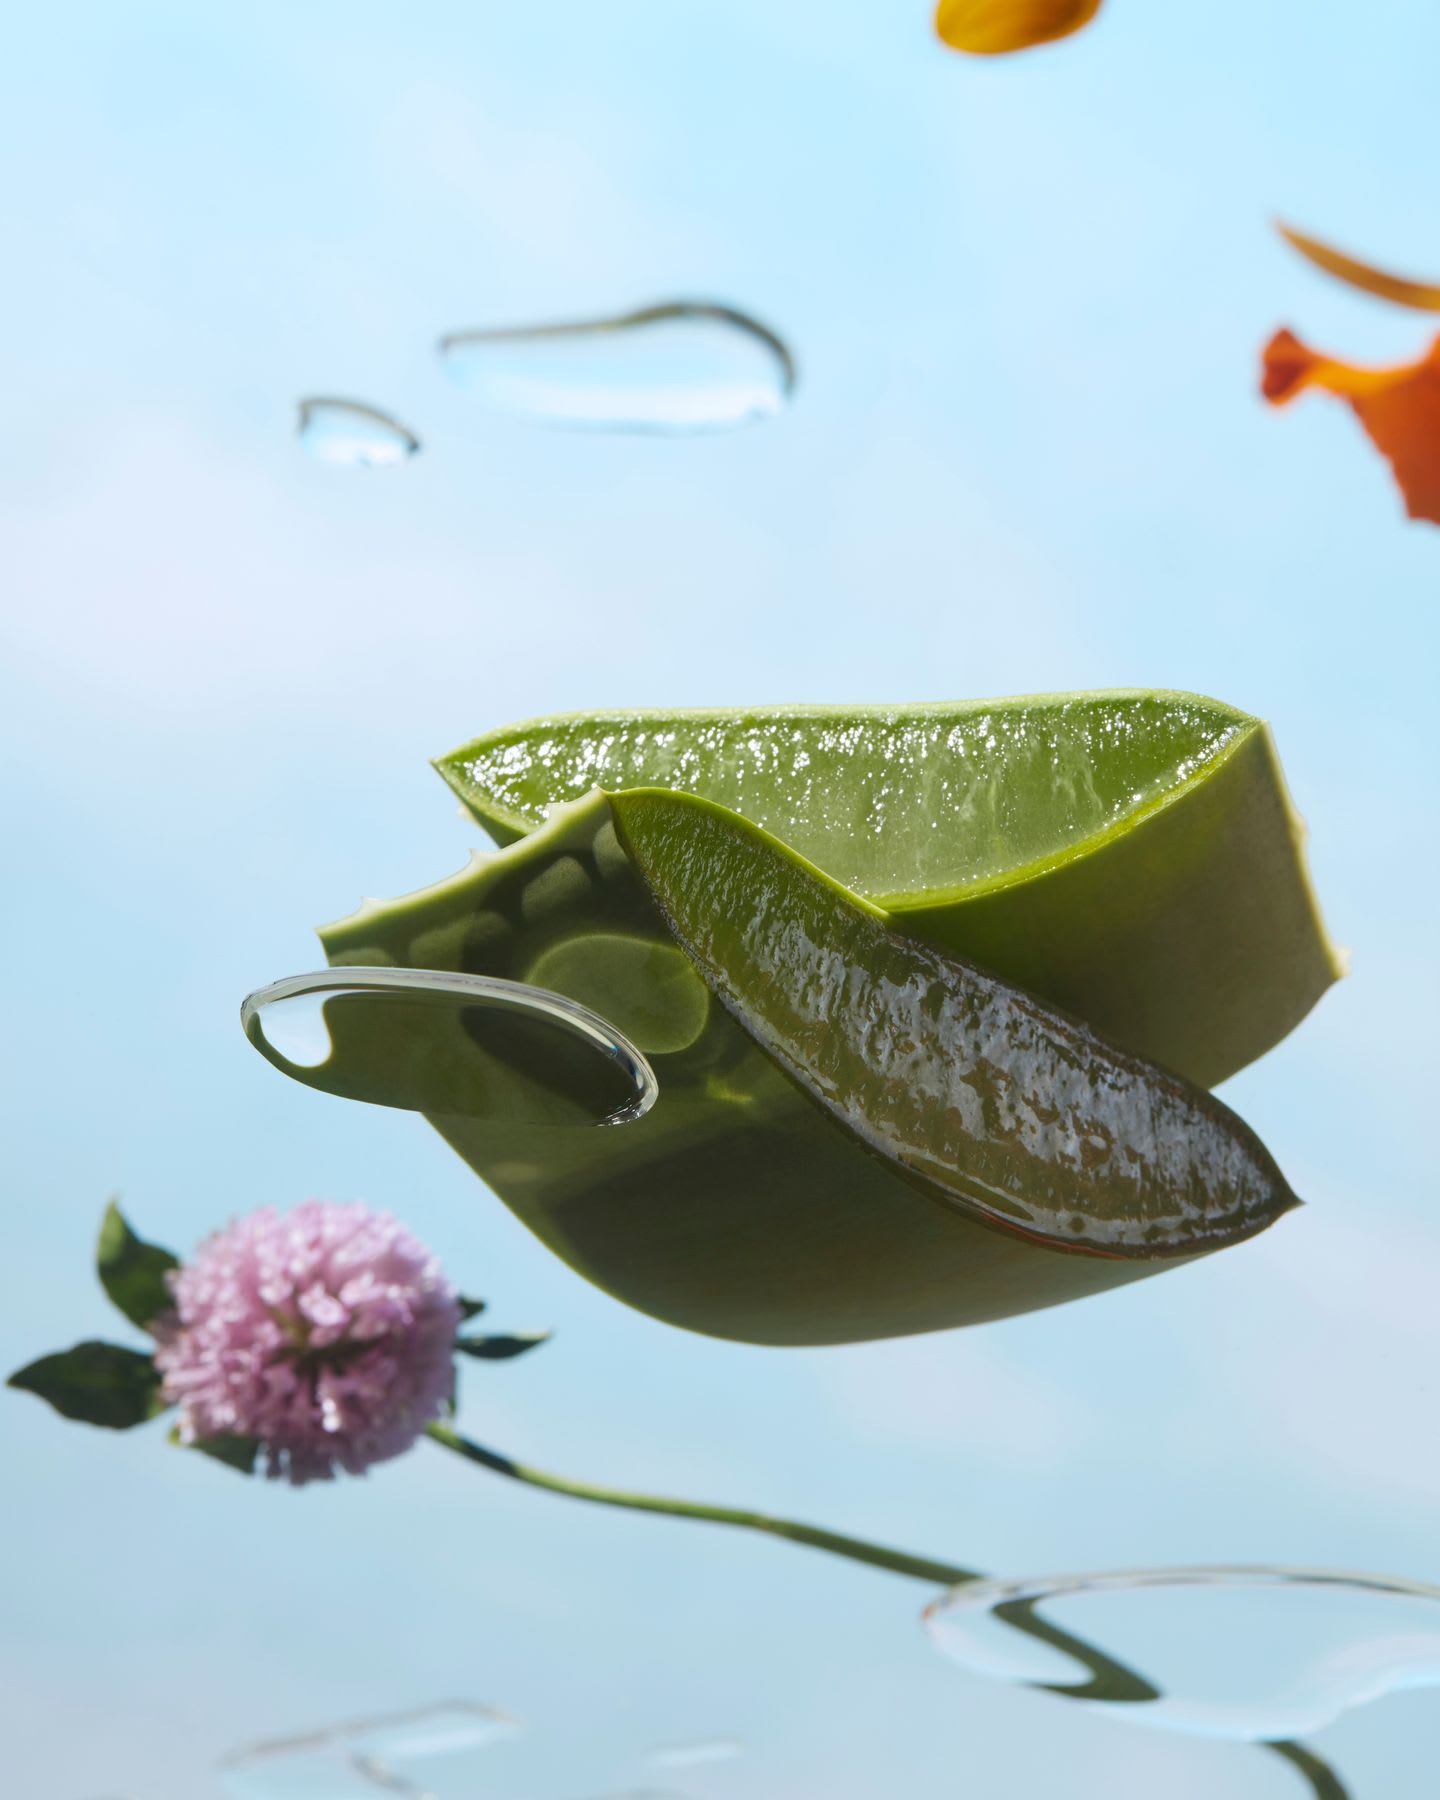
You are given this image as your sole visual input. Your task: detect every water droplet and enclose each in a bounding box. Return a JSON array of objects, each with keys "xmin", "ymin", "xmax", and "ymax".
[
  {"xmin": 219, "ymin": 1703, "xmax": 520, "ymax": 1800},
  {"xmin": 242, "ymin": 967, "xmax": 658, "ymax": 1127},
  {"xmin": 643, "ymin": 1739, "xmax": 743, "ymax": 1770},
  {"xmin": 924, "ymin": 1565, "xmax": 1440, "ymax": 1741},
  {"xmin": 348, "ymin": 1704, "xmax": 523, "ymax": 1793},
  {"xmin": 297, "ymin": 398, "xmax": 420, "ymax": 467},
  {"xmin": 438, "ymin": 302, "xmax": 795, "ymax": 433}
]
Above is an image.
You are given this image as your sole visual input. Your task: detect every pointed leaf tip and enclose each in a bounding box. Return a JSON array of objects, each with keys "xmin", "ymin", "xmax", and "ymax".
[
  {"xmin": 169, "ymin": 1426, "xmax": 259, "ymax": 1474},
  {"xmin": 455, "ymin": 1330, "xmax": 552, "ymax": 1361},
  {"xmin": 9, "ymin": 1341, "xmax": 166, "ymax": 1429},
  {"xmin": 96, "ymin": 1200, "xmax": 180, "ymax": 1334}
]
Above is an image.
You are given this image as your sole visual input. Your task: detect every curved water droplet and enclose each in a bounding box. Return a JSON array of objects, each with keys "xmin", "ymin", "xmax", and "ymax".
[
  {"xmin": 219, "ymin": 1702, "xmax": 521, "ymax": 1799},
  {"xmin": 242, "ymin": 967, "xmax": 657, "ymax": 1128},
  {"xmin": 923, "ymin": 1566, "xmax": 1440, "ymax": 1741},
  {"xmin": 438, "ymin": 302, "xmax": 795, "ymax": 433},
  {"xmin": 297, "ymin": 398, "xmax": 420, "ymax": 467}
]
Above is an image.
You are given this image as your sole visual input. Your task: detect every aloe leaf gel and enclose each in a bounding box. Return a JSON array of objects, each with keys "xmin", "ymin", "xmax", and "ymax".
[{"xmin": 315, "ymin": 693, "xmax": 1333, "ymax": 1346}]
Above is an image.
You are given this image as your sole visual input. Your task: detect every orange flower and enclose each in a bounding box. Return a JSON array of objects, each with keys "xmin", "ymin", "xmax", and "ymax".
[
  {"xmin": 1261, "ymin": 328, "xmax": 1440, "ymax": 526},
  {"xmin": 936, "ymin": 0, "xmax": 1101, "ymax": 55},
  {"xmin": 1264, "ymin": 225, "xmax": 1440, "ymax": 525}
]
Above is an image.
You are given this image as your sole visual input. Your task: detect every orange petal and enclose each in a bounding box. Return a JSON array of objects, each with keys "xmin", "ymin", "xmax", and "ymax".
[
  {"xmin": 936, "ymin": 0, "xmax": 1101, "ymax": 55},
  {"xmin": 1261, "ymin": 327, "xmax": 1440, "ymax": 525},
  {"xmin": 1277, "ymin": 223, "xmax": 1440, "ymax": 314}
]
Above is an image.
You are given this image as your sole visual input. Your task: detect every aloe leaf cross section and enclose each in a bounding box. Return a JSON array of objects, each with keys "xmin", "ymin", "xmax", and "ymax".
[{"xmin": 314, "ymin": 693, "xmax": 1331, "ymax": 1346}]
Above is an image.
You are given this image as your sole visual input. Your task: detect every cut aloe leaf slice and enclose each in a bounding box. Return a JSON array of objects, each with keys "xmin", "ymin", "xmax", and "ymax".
[
  {"xmin": 436, "ymin": 695, "xmax": 1341, "ymax": 1088},
  {"xmin": 319, "ymin": 794, "xmax": 1293, "ymax": 1345},
  {"xmin": 610, "ymin": 789, "xmax": 1298, "ymax": 1257}
]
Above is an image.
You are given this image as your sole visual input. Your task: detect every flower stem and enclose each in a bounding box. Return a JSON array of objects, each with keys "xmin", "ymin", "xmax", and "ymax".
[
  {"xmin": 424, "ymin": 1420, "xmax": 975, "ymax": 1586},
  {"xmin": 424, "ymin": 1422, "xmax": 1350, "ymax": 1798}
]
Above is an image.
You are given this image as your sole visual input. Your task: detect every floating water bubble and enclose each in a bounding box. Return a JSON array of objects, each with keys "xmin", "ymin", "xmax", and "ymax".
[
  {"xmin": 347, "ymin": 1704, "xmax": 524, "ymax": 1793},
  {"xmin": 923, "ymin": 1565, "xmax": 1440, "ymax": 1742},
  {"xmin": 241, "ymin": 967, "xmax": 658, "ymax": 1128},
  {"xmin": 297, "ymin": 398, "xmax": 420, "ymax": 467},
  {"xmin": 437, "ymin": 303, "xmax": 795, "ymax": 433},
  {"xmin": 219, "ymin": 1703, "xmax": 520, "ymax": 1800},
  {"xmin": 643, "ymin": 1739, "xmax": 743, "ymax": 1769}
]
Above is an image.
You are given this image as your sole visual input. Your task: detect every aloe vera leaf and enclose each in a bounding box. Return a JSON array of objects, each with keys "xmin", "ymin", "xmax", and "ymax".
[
  {"xmin": 319, "ymin": 798, "xmax": 1263, "ymax": 1346},
  {"xmin": 435, "ymin": 694, "xmax": 1341, "ymax": 1088},
  {"xmin": 610, "ymin": 788, "xmax": 1299, "ymax": 1257}
]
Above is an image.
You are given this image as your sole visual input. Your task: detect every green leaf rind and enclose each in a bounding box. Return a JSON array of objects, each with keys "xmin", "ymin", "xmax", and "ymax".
[
  {"xmin": 96, "ymin": 1200, "xmax": 179, "ymax": 1333},
  {"xmin": 435, "ymin": 695, "xmax": 1342, "ymax": 1088},
  {"xmin": 8, "ymin": 1341, "xmax": 166, "ymax": 1429}
]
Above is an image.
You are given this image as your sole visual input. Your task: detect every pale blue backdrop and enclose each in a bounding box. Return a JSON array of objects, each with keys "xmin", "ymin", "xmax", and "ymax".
[{"xmin": 2, "ymin": 1, "xmax": 1438, "ymax": 1795}]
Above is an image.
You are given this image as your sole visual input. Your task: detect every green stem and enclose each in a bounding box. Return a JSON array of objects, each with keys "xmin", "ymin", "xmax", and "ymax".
[
  {"xmin": 1265, "ymin": 1740, "xmax": 1352, "ymax": 1799},
  {"xmin": 424, "ymin": 1423, "xmax": 1351, "ymax": 1799},
  {"xmin": 425, "ymin": 1420, "xmax": 974, "ymax": 1586}
]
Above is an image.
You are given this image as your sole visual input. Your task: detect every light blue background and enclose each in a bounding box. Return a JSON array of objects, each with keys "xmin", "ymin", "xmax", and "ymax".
[{"xmin": 2, "ymin": 2, "xmax": 1438, "ymax": 1794}]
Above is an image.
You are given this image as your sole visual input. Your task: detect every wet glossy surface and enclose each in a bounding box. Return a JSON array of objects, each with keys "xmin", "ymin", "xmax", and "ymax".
[
  {"xmin": 437, "ymin": 697, "xmax": 1343, "ymax": 1091},
  {"xmin": 612, "ymin": 788, "xmax": 1298, "ymax": 1256},
  {"xmin": 438, "ymin": 694, "xmax": 1248, "ymax": 898}
]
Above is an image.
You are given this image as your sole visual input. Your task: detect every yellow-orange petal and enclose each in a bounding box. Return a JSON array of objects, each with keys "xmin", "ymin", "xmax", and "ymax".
[
  {"xmin": 1277, "ymin": 223, "xmax": 1440, "ymax": 315},
  {"xmin": 936, "ymin": 0, "xmax": 1101, "ymax": 55},
  {"xmin": 1261, "ymin": 327, "xmax": 1440, "ymax": 525}
]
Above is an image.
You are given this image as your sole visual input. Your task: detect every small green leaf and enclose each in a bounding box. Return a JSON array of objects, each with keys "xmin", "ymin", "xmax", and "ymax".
[
  {"xmin": 456, "ymin": 1295, "xmax": 488, "ymax": 1322},
  {"xmin": 168, "ymin": 1425, "xmax": 258, "ymax": 1474},
  {"xmin": 455, "ymin": 1330, "xmax": 552, "ymax": 1361},
  {"xmin": 96, "ymin": 1199, "xmax": 179, "ymax": 1333},
  {"xmin": 8, "ymin": 1341, "xmax": 166, "ymax": 1429}
]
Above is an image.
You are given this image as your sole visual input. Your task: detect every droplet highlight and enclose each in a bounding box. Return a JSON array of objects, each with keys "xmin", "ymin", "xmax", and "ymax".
[
  {"xmin": 644, "ymin": 1738, "xmax": 744, "ymax": 1769},
  {"xmin": 242, "ymin": 967, "xmax": 658, "ymax": 1128},
  {"xmin": 438, "ymin": 302, "xmax": 795, "ymax": 433},
  {"xmin": 297, "ymin": 398, "xmax": 420, "ymax": 468},
  {"xmin": 924, "ymin": 1565, "xmax": 1440, "ymax": 1741}
]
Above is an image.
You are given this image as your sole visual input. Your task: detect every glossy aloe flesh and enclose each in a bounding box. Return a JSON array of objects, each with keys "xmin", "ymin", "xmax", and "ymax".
[
  {"xmin": 317, "ymin": 694, "xmax": 1329, "ymax": 1344},
  {"xmin": 437, "ymin": 694, "xmax": 1341, "ymax": 1088}
]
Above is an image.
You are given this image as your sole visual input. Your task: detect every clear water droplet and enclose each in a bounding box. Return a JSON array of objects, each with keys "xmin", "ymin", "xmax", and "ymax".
[
  {"xmin": 348, "ymin": 1704, "xmax": 523, "ymax": 1793},
  {"xmin": 438, "ymin": 302, "xmax": 795, "ymax": 433},
  {"xmin": 924, "ymin": 1565, "xmax": 1440, "ymax": 1741},
  {"xmin": 219, "ymin": 1704, "xmax": 520, "ymax": 1800},
  {"xmin": 242, "ymin": 968, "xmax": 658, "ymax": 1128},
  {"xmin": 297, "ymin": 398, "xmax": 420, "ymax": 467},
  {"xmin": 643, "ymin": 1739, "xmax": 743, "ymax": 1769}
]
